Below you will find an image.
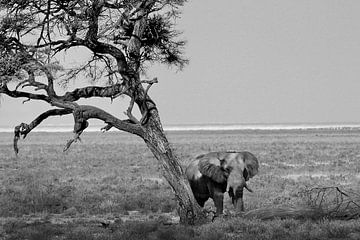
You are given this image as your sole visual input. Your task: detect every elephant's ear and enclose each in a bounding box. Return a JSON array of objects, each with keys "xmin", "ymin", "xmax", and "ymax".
[
  {"xmin": 243, "ymin": 152, "xmax": 259, "ymax": 179},
  {"xmin": 243, "ymin": 168, "xmax": 249, "ymax": 181},
  {"xmin": 198, "ymin": 157, "xmax": 227, "ymax": 183}
]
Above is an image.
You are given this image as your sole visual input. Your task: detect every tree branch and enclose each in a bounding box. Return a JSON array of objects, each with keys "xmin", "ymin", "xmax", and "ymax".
[
  {"xmin": 15, "ymin": 67, "xmax": 48, "ymax": 91},
  {"xmin": 63, "ymin": 107, "xmax": 89, "ymax": 151},
  {"xmin": 2, "ymin": 37, "xmax": 58, "ymax": 96},
  {"xmin": 124, "ymin": 96, "xmax": 140, "ymax": 124},
  {"xmin": 51, "ymin": 38, "xmax": 132, "ymax": 80},
  {"xmin": 0, "ymin": 83, "xmax": 50, "ymax": 102},
  {"xmin": 63, "ymin": 105, "xmax": 145, "ymax": 151},
  {"xmin": 142, "ymin": 77, "xmax": 158, "ymax": 95},
  {"xmin": 104, "ymin": 1, "xmax": 125, "ymax": 9},
  {"xmin": 14, "ymin": 108, "xmax": 73, "ymax": 155},
  {"xmin": 85, "ymin": 0, "xmax": 103, "ymax": 41},
  {"xmin": 81, "ymin": 105, "xmax": 145, "ymax": 135},
  {"xmin": 60, "ymin": 82, "xmax": 130, "ymax": 101},
  {"xmin": 127, "ymin": 0, "xmax": 157, "ymax": 70},
  {"xmin": 140, "ymin": 77, "xmax": 158, "ymax": 125},
  {"xmin": 41, "ymin": 64, "xmax": 56, "ymax": 96}
]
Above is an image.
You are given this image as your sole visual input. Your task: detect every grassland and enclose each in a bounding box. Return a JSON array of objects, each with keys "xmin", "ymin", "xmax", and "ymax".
[{"xmin": 0, "ymin": 129, "xmax": 360, "ymax": 239}]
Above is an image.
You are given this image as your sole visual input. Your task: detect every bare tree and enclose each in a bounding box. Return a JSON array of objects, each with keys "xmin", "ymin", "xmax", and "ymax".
[{"xmin": 0, "ymin": 0, "xmax": 205, "ymax": 224}]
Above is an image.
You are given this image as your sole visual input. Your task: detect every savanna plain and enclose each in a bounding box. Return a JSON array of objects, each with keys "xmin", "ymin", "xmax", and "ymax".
[{"xmin": 0, "ymin": 129, "xmax": 360, "ymax": 240}]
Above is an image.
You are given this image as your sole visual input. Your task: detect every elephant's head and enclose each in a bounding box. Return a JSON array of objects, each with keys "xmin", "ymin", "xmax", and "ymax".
[{"xmin": 198, "ymin": 151, "xmax": 259, "ymax": 212}]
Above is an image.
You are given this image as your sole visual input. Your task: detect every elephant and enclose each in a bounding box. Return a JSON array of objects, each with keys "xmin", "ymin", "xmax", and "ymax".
[{"xmin": 185, "ymin": 151, "xmax": 259, "ymax": 216}]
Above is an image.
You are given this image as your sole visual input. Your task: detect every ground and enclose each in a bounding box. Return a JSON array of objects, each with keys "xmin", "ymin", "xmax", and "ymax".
[{"xmin": 0, "ymin": 129, "xmax": 359, "ymax": 239}]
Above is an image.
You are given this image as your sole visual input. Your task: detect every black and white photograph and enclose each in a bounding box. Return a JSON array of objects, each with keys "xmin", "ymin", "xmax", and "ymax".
[{"xmin": 0, "ymin": 0, "xmax": 360, "ymax": 239}]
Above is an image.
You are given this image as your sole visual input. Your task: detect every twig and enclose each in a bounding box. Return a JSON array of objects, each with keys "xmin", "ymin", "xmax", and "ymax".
[
  {"xmin": 22, "ymin": 98, "xmax": 30, "ymax": 104},
  {"xmin": 101, "ymin": 124, "xmax": 113, "ymax": 132},
  {"xmin": 124, "ymin": 96, "xmax": 140, "ymax": 124},
  {"xmin": 140, "ymin": 77, "xmax": 158, "ymax": 125},
  {"xmin": 64, "ymin": 108, "xmax": 89, "ymax": 151},
  {"xmin": 63, "ymin": 132, "xmax": 82, "ymax": 152}
]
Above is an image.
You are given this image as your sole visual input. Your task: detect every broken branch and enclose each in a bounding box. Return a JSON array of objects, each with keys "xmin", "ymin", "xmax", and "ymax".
[
  {"xmin": 63, "ymin": 107, "xmax": 89, "ymax": 151},
  {"xmin": 22, "ymin": 98, "xmax": 30, "ymax": 104},
  {"xmin": 140, "ymin": 77, "xmax": 158, "ymax": 125},
  {"xmin": 63, "ymin": 105, "xmax": 145, "ymax": 151},
  {"xmin": 13, "ymin": 108, "xmax": 73, "ymax": 155},
  {"xmin": 124, "ymin": 96, "xmax": 140, "ymax": 124},
  {"xmin": 101, "ymin": 124, "xmax": 112, "ymax": 132}
]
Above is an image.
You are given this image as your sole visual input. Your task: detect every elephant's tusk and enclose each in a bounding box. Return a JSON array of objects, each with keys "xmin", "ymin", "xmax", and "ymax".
[{"xmin": 244, "ymin": 183, "xmax": 253, "ymax": 192}]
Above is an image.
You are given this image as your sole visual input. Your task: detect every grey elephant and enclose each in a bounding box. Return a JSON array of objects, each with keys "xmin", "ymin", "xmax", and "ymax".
[{"xmin": 185, "ymin": 151, "xmax": 259, "ymax": 216}]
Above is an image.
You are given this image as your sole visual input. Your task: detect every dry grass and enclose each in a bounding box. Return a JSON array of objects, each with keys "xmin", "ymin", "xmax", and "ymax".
[{"xmin": 1, "ymin": 129, "xmax": 360, "ymax": 239}]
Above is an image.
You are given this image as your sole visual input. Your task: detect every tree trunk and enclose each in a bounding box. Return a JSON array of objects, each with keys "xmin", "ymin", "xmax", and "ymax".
[{"xmin": 143, "ymin": 112, "xmax": 206, "ymax": 224}]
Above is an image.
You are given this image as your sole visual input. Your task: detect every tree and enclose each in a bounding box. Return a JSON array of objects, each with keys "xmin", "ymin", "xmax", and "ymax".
[{"xmin": 0, "ymin": 0, "xmax": 205, "ymax": 224}]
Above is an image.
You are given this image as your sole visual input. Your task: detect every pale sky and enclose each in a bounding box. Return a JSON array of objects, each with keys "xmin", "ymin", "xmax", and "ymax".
[{"xmin": 1, "ymin": 0, "xmax": 360, "ymax": 127}]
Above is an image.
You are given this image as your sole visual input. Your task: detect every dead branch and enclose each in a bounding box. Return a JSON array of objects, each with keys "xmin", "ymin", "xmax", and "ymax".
[
  {"xmin": 143, "ymin": 77, "xmax": 158, "ymax": 97},
  {"xmin": 140, "ymin": 78, "xmax": 158, "ymax": 125},
  {"xmin": 63, "ymin": 107, "xmax": 89, "ymax": 152},
  {"xmin": 13, "ymin": 108, "xmax": 72, "ymax": 155},
  {"xmin": 101, "ymin": 124, "xmax": 113, "ymax": 132},
  {"xmin": 121, "ymin": 78, "xmax": 158, "ymax": 125},
  {"xmin": 300, "ymin": 186, "xmax": 360, "ymax": 219},
  {"xmin": 63, "ymin": 131, "xmax": 84, "ymax": 152},
  {"xmin": 22, "ymin": 98, "xmax": 30, "ymax": 104},
  {"xmin": 140, "ymin": 78, "xmax": 158, "ymax": 85},
  {"xmin": 124, "ymin": 96, "xmax": 140, "ymax": 124},
  {"xmin": 63, "ymin": 105, "xmax": 145, "ymax": 151},
  {"xmin": 244, "ymin": 187, "xmax": 360, "ymax": 220}
]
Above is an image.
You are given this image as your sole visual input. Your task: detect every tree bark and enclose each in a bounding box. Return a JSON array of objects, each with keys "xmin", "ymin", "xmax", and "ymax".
[{"xmin": 142, "ymin": 111, "xmax": 206, "ymax": 224}]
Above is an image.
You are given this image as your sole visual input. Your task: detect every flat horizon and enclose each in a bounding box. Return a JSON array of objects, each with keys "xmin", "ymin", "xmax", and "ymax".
[{"xmin": 1, "ymin": 121, "xmax": 360, "ymax": 132}]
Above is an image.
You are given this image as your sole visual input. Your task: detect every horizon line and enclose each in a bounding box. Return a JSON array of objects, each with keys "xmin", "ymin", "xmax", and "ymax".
[{"xmin": 0, "ymin": 122, "xmax": 360, "ymax": 132}]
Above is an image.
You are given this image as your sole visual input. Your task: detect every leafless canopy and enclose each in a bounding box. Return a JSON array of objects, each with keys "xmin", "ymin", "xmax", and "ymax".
[{"xmin": 0, "ymin": 0, "xmax": 187, "ymax": 154}]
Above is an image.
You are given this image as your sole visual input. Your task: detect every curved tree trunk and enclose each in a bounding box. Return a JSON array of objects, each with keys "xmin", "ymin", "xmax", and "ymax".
[
  {"xmin": 143, "ymin": 112, "xmax": 205, "ymax": 224},
  {"xmin": 0, "ymin": 0, "xmax": 205, "ymax": 225}
]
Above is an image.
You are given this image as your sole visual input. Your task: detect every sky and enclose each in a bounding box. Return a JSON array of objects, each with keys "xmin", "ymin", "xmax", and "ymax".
[{"xmin": 1, "ymin": 0, "xmax": 360, "ymax": 127}]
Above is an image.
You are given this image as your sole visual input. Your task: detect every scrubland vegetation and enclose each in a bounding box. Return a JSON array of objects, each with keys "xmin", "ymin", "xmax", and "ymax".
[{"xmin": 1, "ymin": 129, "xmax": 360, "ymax": 239}]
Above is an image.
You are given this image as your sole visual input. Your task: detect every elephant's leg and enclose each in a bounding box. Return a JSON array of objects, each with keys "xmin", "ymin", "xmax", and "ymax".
[
  {"xmin": 189, "ymin": 180, "xmax": 210, "ymax": 207},
  {"xmin": 207, "ymin": 181, "xmax": 225, "ymax": 215},
  {"xmin": 212, "ymin": 191, "xmax": 224, "ymax": 215}
]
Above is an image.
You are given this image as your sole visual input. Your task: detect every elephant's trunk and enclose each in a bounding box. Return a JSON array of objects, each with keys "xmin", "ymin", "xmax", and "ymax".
[
  {"xmin": 233, "ymin": 187, "xmax": 244, "ymax": 212},
  {"xmin": 226, "ymin": 168, "xmax": 247, "ymax": 212}
]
